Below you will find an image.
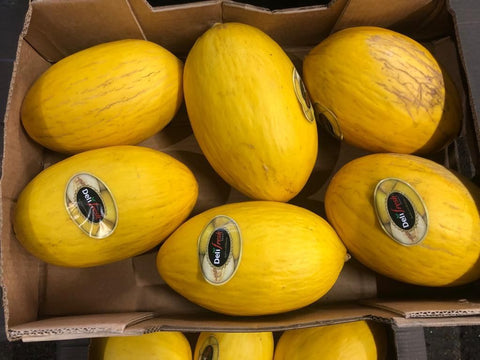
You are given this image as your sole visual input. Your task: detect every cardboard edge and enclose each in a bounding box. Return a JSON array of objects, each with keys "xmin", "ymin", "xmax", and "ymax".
[
  {"xmin": 8, "ymin": 303, "xmax": 399, "ymax": 341},
  {"xmin": 24, "ymin": 0, "xmax": 147, "ymax": 63},
  {"xmin": 391, "ymin": 323, "xmax": 428, "ymax": 360},
  {"xmin": 405, "ymin": 309, "xmax": 480, "ymax": 319},
  {"xmin": 0, "ymin": 2, "xmax": 34, "ymax": 342},
  {"xmin": 124, "ymin": 0, "xmax": 147, "ymax": 40},
  {"xmin": 445, "ymin": 0, "xmax": 480, "ymax": 180},
  {"xmin": 134, "ymin": 314, "xmax": 393, "ymax": 335},
  {"xmin": 142, "ymin": 0, "xmax": 334, "ymax": 13},
  {"xmin": 223, "ymin": 0, "xmax": 331, "ymax": 14},
  {"xmin": 8, "ymin": 312, "xmax": 156, "ymax": 342},
  {"xmin": 121, "ymin": 303, "xmax": 397, "ymax": 335},
  {"xmin": 394, "ymin": 316, "xmax": 480, "ymax": 328},
  {"xmin": 360, "ymin": 299, "xmax": 480, "ymax": 319},
  {"xmin": 145, "ymin": 0, "xmax": 222, "ymax": 12}
]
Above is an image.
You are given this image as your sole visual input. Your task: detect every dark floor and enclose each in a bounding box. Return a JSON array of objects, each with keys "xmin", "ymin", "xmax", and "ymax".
[
  {"xmin": 425, "ymin": 326, "xmax": 480, "ymax": 360},
  {"xmin": 1, "ymin": 0, "xmax": 480, "ymax": 359}
]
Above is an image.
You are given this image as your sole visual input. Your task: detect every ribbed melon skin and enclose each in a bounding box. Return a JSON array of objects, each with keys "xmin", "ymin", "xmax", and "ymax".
[
  {"xmin": 21, "ymin": 39, "xmax": 184, "ymax": 154},
  {"xmin": 303, "ymin": 26, "xmax": 462, "ymax": 154},
  {"xmin": 156, "ymin": 201, "xmax": 346, "ymax": 316},
  {"xmin": 14, "ymin": 145, "xmax": 198, "ymax": 267},
  {"xmin": 183, "ymin": 22, "xmax": 318, "ymax": 202},
  {"xmin": 194, "ymin": 332, "xmax": 274, "ymax": 360},
  {"xmin": 89, "ymin": 332, "xmax": 192, "ymax": 360},
  {"xmin": 325, "ymin": 153, "xmax": 480, "ymax": 286},
  {"xmin": 274, "ymin": 321, "xmax": 387, "ymax": 360}
]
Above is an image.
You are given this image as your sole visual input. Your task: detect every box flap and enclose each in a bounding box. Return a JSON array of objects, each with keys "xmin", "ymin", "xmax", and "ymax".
[
  {"xmin": 11, "ymin": 304, "xmax": 396, "ymax": 341},
  {"xmin": 8, "ymin": 312, "xmax": 155, "ymax": 342},
  {"xmin": 332, "ymin": 0, "xmax": 452, "ymax": 40},
  {"xmin": 128, "ymin": 0, "xmax": 349, "ymax": 57},
  {"xmin": 393, "ymin": 315, "xmax": 480, "ymax": 327},
  {"xmin": 25, "ymin": 0, "xmax": 145, "ymax": 62},
  {"xmin": 426, "ymin": 36, "xmax": 478, "ymax": 178},
  {"xmin": 39, "ymin": 252, "xmax": 377, "ymax": 317},
  {"xmin": 124, "ymin": 303, "xmax": 396, "ymax": 334},
  {"xmin": 0, "ymin": 36, "xmax": 50, "ymax": 332},
  {"xmin": 128, "ymin": 0, "xmax": 223, "ymax": 58},
  {"xmin": 362, "ymin": 299, "xmax": 480, "ymax": 318},
  {"xmin": 222, "ymin": 0, "xmax": 348, "ymax": 48},
  {"xmin": 447, "ymin": 0, "xmax": 480, "ymax": 180}
]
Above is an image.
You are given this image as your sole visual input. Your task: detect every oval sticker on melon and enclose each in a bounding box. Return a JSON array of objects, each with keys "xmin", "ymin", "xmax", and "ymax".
[
  {"xmin": 198, "ymin": 215, "xmax": 242, "ymax": 285},
  {"xmin": 197, "ymin": 335, "xmax": 219, "ymax": 360},
  {"xmin": 374, "ymin": 178, "xmax": 429, "ymax": 246},
  {"xmin": 65, "ymin": 173, "xmax": 117, "ymax": 239}
]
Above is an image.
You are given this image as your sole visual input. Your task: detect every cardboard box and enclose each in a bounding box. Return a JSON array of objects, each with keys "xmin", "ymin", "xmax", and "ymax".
[{"xmin": 1, "ymin": 0, "xmax": 479, "ymax": 358}]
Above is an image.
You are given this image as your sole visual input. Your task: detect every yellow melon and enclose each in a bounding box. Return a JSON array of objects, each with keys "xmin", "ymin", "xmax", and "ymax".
[
  {"xmin": 274, "ymin": 321, "xmax": 387, "ymax": 360},
  {"xmin": 303, "ymin": 26, "xmax": 462, "ymax": 154},
  {"xmin": 194, "ymin": 332, "xmax": 274, "ymax": 360},
  {"xmin": 89, "ymin": 331, "xmax": 192, "ymax": 360},
  {"xmin": 14, "ymin": 145, "xmax": 198, "ymax": 267},
  {"xmin": 21, "ymin": 39, "xmax": 183, "ymax": 154},
  {"xmin": 324, "ymin": 153, "xmax": 480, "ymax": 286},
  {"xmin": 183, "ymin": 22, "xmax": 318, "ymax": 202},
  {"xmin": 156, "ymin": 201, "xmax": 346, "ymax": 316}
]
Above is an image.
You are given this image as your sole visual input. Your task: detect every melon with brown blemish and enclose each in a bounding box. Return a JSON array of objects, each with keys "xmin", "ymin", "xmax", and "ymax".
[{"xmin": 303, "ymin": 26, "xmax": 462, "ymax": 154}]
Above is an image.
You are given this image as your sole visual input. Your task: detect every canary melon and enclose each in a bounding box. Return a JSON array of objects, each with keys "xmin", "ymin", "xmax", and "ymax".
[
  {"xmin": 89, "ymin": 331, "xmax": 192, "ymax": 360},
  {"xmin": 156, "ymin": 201, "xmax": 346, "ymax": 316},
  {"xmin": 303, "ymin": 26, "xmax": 462, "ymax": 154},
  {"xmin": 183, "ymin": 22, "xmax": 318, "ymax": 202},
  {"xmin": 194, "ymin": 332, "xmax": 274, "ymax": 360},
  {"xmin": 274, "ymin": 321, "xmax": 387, "ymax": 360},
  {"xmin": 21, "ymin": 39, "xmax": 183, "ymax": 154},
  {"xmin": 324, "ymin": 153, "xmax": 480, "ymax": 286},
  {"xmin": 14, "ymin": 145, "xmax": 198, "ymax": 267}
]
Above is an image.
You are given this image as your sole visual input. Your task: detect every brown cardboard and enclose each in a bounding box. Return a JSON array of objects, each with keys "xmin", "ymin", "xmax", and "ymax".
[
  {"xmin": 25, "ymin": 0, "xmax": 145, "ymax": 63},
  {"xmin": 1, "ymin": 36, "xmax": 49, "ymax": 330},
  {"xmin": 9, "ymin": 312, "xmax": 155, "ymax": 342},
  {"xmin": 364, "ymin": 299, "xmax": 480, "ymax": 318},
  {"xmin": 332, "ymin": 0, "xmax": 453, "ymax": 40},
  {"xmin": 122, "ymin": 303, "xmax": 396, "ymax": 333},
  {"xmin": 1, "ymin": 0, "xmax": 480, "ymax": 347},
  {"xmin": 393, "ymin": 315, "xmax": 480, "ymax": 327},
  {"xmin": 448, "ymin": 0, "xmax": 480, "ymax": 178},
  {"xmin": 221, "ymin": 0, "xmax": 347, "ymax": 48},
  {"xmin": 128, "ymin": 0, "xmax": 223, "ymax": 58},
  {"xmin": 40, "ymin": 253, "xmax": 377, "ymax": 318},
  {"xmin": 12, "ymin": 304, "xmax": 395, "ymax": 342},
  {"xmin": 333, "ymin": 0, "xmax": 433, "ymax": 31}
]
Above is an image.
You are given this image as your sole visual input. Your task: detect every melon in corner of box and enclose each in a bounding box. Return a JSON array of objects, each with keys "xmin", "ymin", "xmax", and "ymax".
[
  {"xmin": 183, "ymin": 22, "xmax": 318, "ymax": 202},
  {"xmin": 302, "ymin": 26, "xmax": 462, "ymax": 154},
  {"xmin": 324, "ymin": 152, "xmax": 480, "ymax": 287},
  {"xmin": 20, "ymin": 39, "xmax": 184, "ymax": 154},
  {"xmin": 13, "ymin": 145, "xmax": 198, "ymax": 267}
]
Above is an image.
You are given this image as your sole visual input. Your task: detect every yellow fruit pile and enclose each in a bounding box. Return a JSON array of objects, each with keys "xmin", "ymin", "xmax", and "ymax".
[
  {"xmin": 13, "ymin": 18, "xmax": 479, "ymax": 332},
  {"xmin": 89, "ymin": 321, "xmax": 387, "ymax": 359}
]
